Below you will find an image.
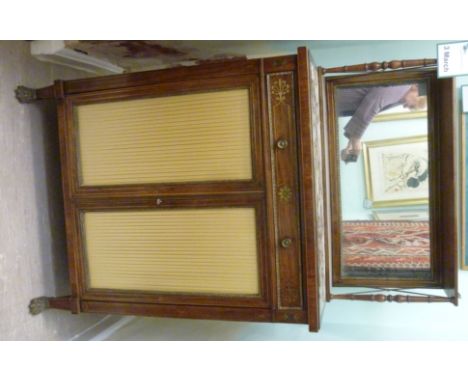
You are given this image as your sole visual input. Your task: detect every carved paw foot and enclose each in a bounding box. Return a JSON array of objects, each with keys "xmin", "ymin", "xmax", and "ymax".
[
  {"xmin": 15, "ymin": 86, "xmax": 37, "ymax": 103},
  {"xmin": 29, "ymin": 297, "xmax": 50, "ymax": 315}
]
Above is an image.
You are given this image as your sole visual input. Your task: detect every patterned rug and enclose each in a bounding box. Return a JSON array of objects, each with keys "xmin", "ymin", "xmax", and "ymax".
[{"xmin": 342, "ymin": 221, "xmax": 430, "ymax": 277}]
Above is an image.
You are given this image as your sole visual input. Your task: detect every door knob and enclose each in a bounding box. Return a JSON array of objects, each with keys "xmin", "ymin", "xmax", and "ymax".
[
  {"xmin": 280, "ymin": 237, "xmax": 292, "ymax": 248},
  {"xmin": 276, "ymin": 139, "xmax": 289, "ymax": 150}
]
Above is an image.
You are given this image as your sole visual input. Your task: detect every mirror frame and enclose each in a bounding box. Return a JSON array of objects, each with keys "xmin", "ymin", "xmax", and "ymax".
[{"xmin": 323, "ymin": 67, "xmax": 458, "ymax": 296}]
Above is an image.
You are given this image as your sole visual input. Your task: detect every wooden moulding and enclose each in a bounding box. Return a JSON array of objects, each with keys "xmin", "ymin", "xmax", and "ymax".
[
  {"xmin": 63, "ymin": 55, "xmax": 297, "ymax": 95},
  {"xmin": 317, "ymin": 67, "xmax": 333, "ymax": 303},
  {"xmin": 273, "ymin": 309, "xmax": 307, "ymax": 324},
  {"xmin": 56, "ymin": 93, "xmax": 82, "ymax": 313},
  {"xmin": 331, "ymin": 294, "xmax": 456, "ymax": 303},
  {"xmin": 266, "ymin": 70, "xmax": 304, "ymax": 310},
  {"xmin": 259, "ymin": 59, "xmax": 278, "ymax": 319},
  {"xmin": 436, "ymin": 77, "xmax": 458, "ymax": 304},
  {"xmin": 322, "ymin": 58, "xmax": 437, "ymax": 74},
  {"xmin": 296, "ymin": 47, "xmax": 321, "ymax": 332},
  {"xmin": 81, "ymin": 301, "xmax": 273, "ymax": 323}
]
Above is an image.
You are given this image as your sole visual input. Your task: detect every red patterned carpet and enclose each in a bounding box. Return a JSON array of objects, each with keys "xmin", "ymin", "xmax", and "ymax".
[{"xmin": 342, "ymin": 221, "xmax": 430, "ymax": 275}]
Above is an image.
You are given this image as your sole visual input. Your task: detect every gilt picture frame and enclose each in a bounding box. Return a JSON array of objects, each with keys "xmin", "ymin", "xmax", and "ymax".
[
  {"xmin": 372, "ymin": 109, "xmax": 427, "ymax": 123},
  {"xmin": 372, "ymin": 209, "xmax": 429, "ymax": 221},
  {"xmin": 362, "ymin": 135, "xmax": 429, "ymax": 208},
  {"xmin": 372, "ymin": 93, "xmax": 428, "ymax": 123}
]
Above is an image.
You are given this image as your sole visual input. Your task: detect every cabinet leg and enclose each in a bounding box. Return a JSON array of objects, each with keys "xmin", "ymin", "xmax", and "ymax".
[
  {"xmin": 29, "ymin": 296, "xmax": 73, "ymax": 315},
  {"xmin": 15, "ymin": 83, "xmax": 56, "ymax": 103},
  {"xmin": 15, "ymin": 86, "xmax": 38, "ymax": 103}
]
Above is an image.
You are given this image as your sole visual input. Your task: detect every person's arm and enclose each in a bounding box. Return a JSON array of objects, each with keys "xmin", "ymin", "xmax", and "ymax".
[{"xmin": 343, "ymin": 85, "xmax": 410, "ymax": 139}]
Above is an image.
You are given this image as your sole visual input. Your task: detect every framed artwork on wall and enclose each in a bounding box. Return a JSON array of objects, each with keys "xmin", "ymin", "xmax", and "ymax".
[
  {"xmin": 372, "ymin": 110, "xmax": 427, "ymax": 123},
  {"xmin": 372, "ymin": 209, "xmax": 429, "ymax": 221},
  {"xmin": 372, "ymin": 103, "xmax": 427, "ymax": 123},
  {"xmin": 362, "ymin": 135, "xmax": 429, "ymax": 208}
]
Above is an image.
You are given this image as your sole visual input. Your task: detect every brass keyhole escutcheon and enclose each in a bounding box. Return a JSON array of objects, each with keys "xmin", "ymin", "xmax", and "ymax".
[
  {"xmin": 281, "ymin": 238, "xmax": 292, "ymax": 248},
  {"xmin": 276, "ymin": 139, "xmax": 289, "ymax": 150}
]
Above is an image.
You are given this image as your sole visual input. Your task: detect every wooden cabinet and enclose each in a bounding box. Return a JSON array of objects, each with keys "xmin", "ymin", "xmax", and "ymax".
[
  {"xmin": 23, "ymin": 47, "xmax": 326, "ymax": 332},
  {"xmin": 21, "ymin": 47, "xmax": 458, "ymax": 333}
]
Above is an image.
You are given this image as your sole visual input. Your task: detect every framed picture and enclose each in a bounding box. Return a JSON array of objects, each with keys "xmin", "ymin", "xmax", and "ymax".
[
  {"xmin": 372, "ymin": 83, "xmax": 428, "ymax": 122},
  {"xmin": 362, "ymin": 135, "xmax": 429, "ymax": 208},
  {"xmin": 372, "ymin": 209, "xmax": 429, "ymax": 221},
  {"xmin": 372, "ymin": 104, "xmax": 427, "ymax": 123}
]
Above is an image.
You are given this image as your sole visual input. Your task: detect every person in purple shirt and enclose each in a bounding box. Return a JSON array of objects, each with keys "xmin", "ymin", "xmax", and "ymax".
[{"xmin": 337, "ymin": 84, "xmax": 426, "ymax": 163}]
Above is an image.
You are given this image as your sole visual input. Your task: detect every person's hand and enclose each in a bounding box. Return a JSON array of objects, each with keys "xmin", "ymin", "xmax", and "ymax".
[{"xmin": 340, "ymin": 137, "xmax": 362, "ymax": 163}]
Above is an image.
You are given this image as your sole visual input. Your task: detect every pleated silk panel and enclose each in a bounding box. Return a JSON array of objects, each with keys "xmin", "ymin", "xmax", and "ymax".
[
  {"xmin": 75, "ymin": 89, "xmax": 252, "ymax": 186},
  {"xmin": 82, "ymin": 208, "xmax": 260, "ymax": 295}
]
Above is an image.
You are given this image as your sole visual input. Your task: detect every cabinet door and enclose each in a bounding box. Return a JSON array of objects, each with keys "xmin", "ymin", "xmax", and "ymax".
[
  {"xmin": 58, "ymin": 72, "xmax": 271, "ymax": 312},
  {"xmin": 75, "ymin": 199, "xmax": 270, "ymax": 308},
  {"xmin": 65, "ymin": 75, "xmax": 264, "ymax": 196}
]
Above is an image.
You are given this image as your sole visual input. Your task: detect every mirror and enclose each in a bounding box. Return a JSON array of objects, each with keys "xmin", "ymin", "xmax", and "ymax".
[{"xmin": 327, "ymin": 71, "xmax": 437, "ymax": 285}]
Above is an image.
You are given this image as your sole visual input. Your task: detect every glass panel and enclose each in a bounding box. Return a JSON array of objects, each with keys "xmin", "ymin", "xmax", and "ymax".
[
  {"xmin": 82, "ymin": 208, "xmax": 260, "ymax": 295},
  {"xmin": 75, "ymin": 89, "xmax": 252, "ymax": 186},
  {"xmin": 335, "ymin": 81, "xmax": 431, "ymax": 280}
]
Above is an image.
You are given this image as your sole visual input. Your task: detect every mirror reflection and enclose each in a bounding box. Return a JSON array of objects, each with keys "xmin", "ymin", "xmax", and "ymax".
[{"xmin": 335, "ymin": 81, "xmax": 431, "ymax": 280}]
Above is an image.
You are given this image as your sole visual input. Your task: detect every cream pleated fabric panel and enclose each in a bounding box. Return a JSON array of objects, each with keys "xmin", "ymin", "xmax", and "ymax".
[
  {"xmin": 75, "ymin": 89, "xmax": 252, "ymax": 186},
  {"xmin": 82, "ymin": 208, "xmax": 260, "ymax": 295}
]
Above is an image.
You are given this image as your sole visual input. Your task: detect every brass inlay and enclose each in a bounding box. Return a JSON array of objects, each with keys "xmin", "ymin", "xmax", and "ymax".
[
  {"xmin": 271, "ymin": 79, "xmax": 290, "ymax": 104},
  {"xmin": 278, "ymin": 185, "xmax": 292, "ymax": 203}
]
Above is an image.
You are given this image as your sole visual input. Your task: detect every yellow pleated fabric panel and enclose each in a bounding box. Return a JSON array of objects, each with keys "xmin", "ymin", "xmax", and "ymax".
[
  {"xmin": 75, "ymin": 89, "xmax": 252, "ymax": 186},
  {"xmin": 82, "ymin": 208, "xmax": 260, "ymax": 295}
]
